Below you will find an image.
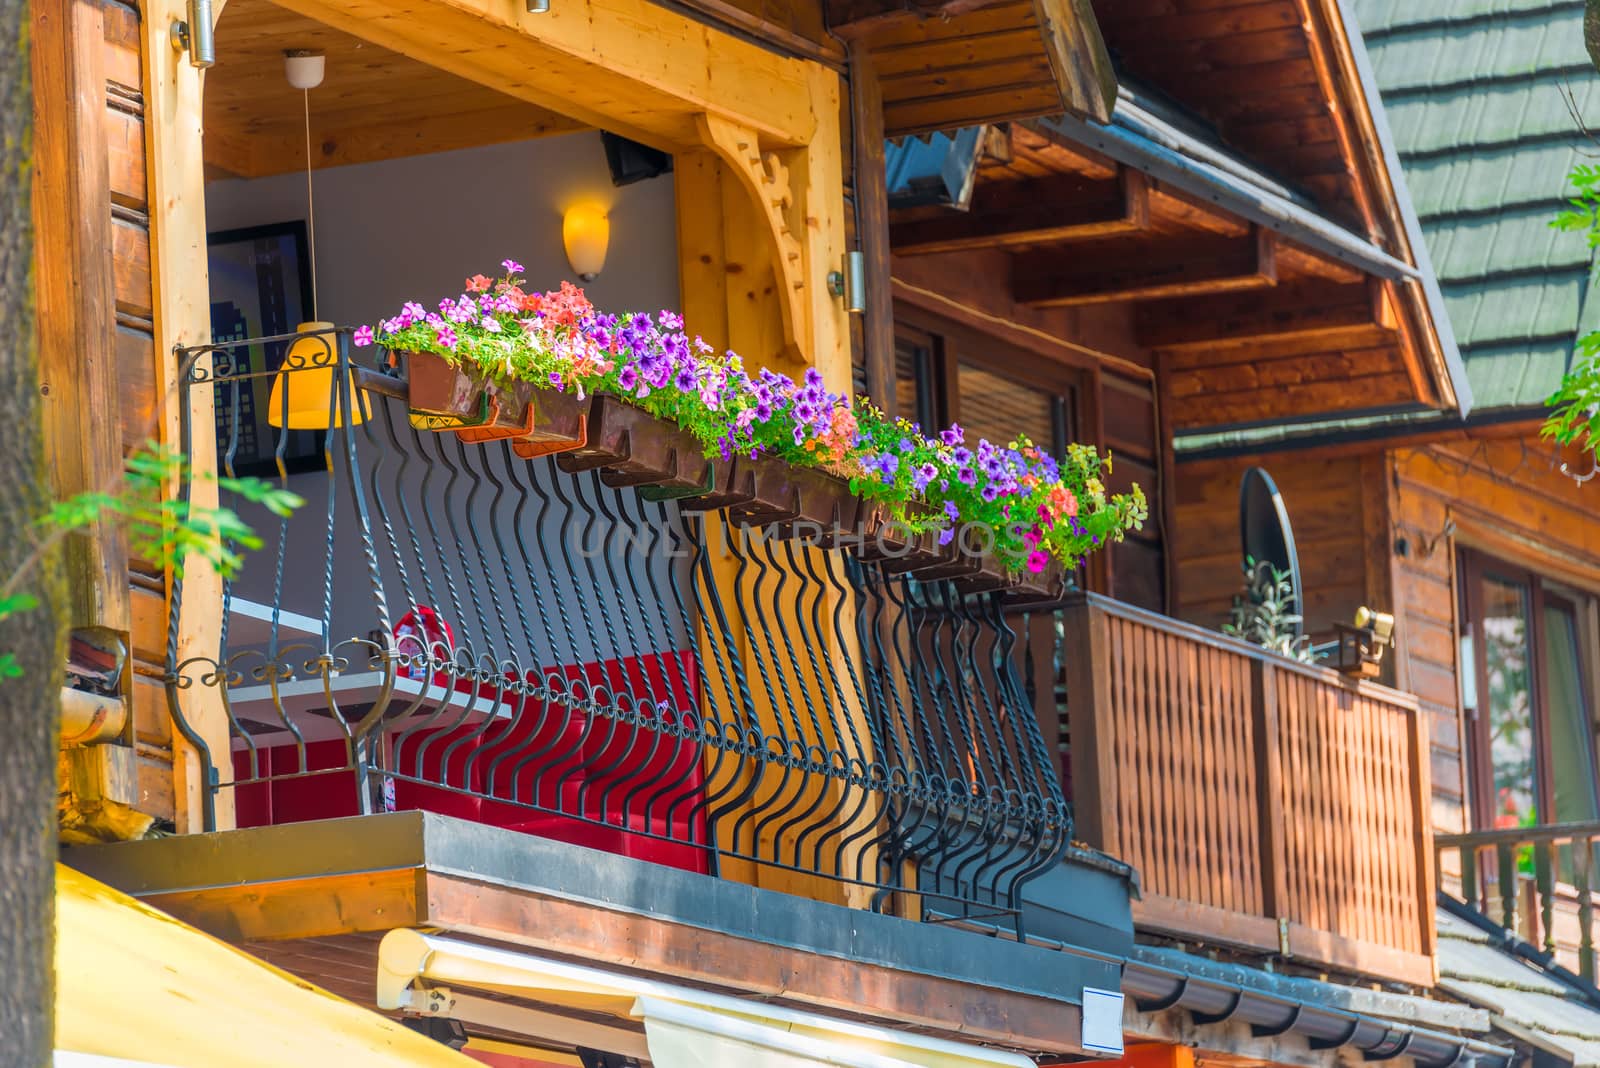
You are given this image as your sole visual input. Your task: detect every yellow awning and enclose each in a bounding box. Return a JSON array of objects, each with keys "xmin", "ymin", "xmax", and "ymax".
[
  {"xmin": 377, "ymin": 929, "xmax": 1038, "ymax": 1068},
  {"xmin": 55, "ymin": 864, "xmax": 477, "ymax": 1068}
]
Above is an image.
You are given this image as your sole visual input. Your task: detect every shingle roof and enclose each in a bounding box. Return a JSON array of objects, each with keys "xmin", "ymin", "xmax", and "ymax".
[
  {"xmin": 1436, "ymin": 907, "xmax": 1600, "ymax": 1064},
  {"xmin": 1350, "ymin": 0, "xmax": 1600, "ymax": 411}
]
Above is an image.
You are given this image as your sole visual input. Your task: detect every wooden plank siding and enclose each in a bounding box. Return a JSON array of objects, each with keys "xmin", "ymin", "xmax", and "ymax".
[
  {"xmin": 35, "ymin": 0, "xmax": 171, "ymax": 819},
  {"xmin": 1062, "ymin": 592, "xmax": 1434, "ymax": 985},
  {"xmin": 1172, "ymin": 453, "xmax": 1374, "ymax": 638}
]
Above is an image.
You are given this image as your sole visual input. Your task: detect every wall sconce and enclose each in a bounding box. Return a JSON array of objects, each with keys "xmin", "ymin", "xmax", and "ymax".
[
  {"xmin": 827, "ymin": 251, "xmax": 866, "ymax": 314},
  {"xmin": 169, "ymin": 0, "xmax": 216, "ymax": 68},
  {"xmin": 526, "ymin": 0, "xmax": 550, "ymax": 10},
  {"xmin": 563, "ymin": 203, "xmax": 610, "ymax": 282}
]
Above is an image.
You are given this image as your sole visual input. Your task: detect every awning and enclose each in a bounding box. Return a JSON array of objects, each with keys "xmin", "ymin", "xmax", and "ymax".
[
  {"xmin": 54, "ymin": 864, "xmax": 476, "ymax": 1068},
  {"xmin": 377, "ymin": 930, "xmax": 1039, "ymax": 1068}
]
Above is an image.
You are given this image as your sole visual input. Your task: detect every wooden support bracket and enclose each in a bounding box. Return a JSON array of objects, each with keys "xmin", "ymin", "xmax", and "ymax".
[{"xmin": 696, "ymin": 113, "xmax": 810, "ymax": 359}]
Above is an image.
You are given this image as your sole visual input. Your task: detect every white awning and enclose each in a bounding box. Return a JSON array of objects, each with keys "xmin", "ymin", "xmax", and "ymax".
[{"xmin": 377, "ymin": 930, "xmax": 1038, "ymax": 1068}]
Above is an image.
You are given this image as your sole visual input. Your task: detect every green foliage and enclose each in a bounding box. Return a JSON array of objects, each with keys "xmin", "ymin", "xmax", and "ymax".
[
  {"xmin": 1222, "ymin": 556, "xmax": 1313, "ymax": 662},
  {"xmin": 1543, "ymin": 165, "xmax": 1600, "ymax": 452},
  {"xmin": 36, "ymin": 443, "xmax": 302, "ymax": 581},
  {"xmin": 1, "ymin": 444, "xmax": 302, "ymax": 683}
]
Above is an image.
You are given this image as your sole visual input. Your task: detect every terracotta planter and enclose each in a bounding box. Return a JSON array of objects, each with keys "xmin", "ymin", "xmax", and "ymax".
[{"xmin": 403, "ymin": 350, "xmax": 484, "ymax": 421}]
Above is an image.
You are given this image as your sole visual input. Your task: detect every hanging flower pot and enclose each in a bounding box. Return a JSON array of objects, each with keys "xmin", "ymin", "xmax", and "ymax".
[{"xmin": 403, "ymin": 350, "xmax": 484, "ymax": 420}]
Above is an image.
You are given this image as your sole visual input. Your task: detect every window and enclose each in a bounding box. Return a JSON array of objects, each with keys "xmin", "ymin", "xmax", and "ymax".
[{"xmin": 1459, "ymin": 551, "xmax": 1600, "ymax": 830}]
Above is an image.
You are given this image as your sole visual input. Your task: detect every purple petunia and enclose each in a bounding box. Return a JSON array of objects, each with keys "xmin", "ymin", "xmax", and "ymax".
[{"xmin": 501, "ymin": 259, "xmax": 524, "ymax": 274}]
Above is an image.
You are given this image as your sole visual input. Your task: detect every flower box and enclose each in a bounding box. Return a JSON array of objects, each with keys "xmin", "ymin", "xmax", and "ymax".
[
  {"xmin": 726, "ymin": 456, "xmax": 801, "ymax": 526},
  {"xmin": 404, "ymin": 350, "xmax": 483, "ymax": 420},
  {"xmin": 679, "ymin": 458, "xmax": 752, "ymax": 513},
  {"xmin": 510, "ymin": 388, "xmax": 590, "ymax": 459},
  {"xmin": 853, "ymin": 501, "xmax": 945, "ymax": 571},
  {"xmin": 1004, "ymin": 559, "xmax": 1067, "ymax": 605},
  {"xmin": 556, "ymin": 394, "xmax": 708, "ymax": 495}
]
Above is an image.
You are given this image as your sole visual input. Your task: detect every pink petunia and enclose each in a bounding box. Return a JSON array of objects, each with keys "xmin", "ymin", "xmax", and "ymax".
[
  {"xmin": 353, "ymin": 325, "xmax": 374, "ymax": 347},
  {"xmin": 1027, "ymin": 549, "xmax": 1049, "ymax": 573},
  {"xmin": 501, "ymin": 259, "xmax": 524, "ymax": 275}
]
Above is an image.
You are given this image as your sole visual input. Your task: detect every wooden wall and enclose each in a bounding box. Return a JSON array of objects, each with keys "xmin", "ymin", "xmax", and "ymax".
[
  {"xmin": 1172, "ymin": 452, "xmax": 1380, "ymax": 638},
  {"xmin": 1178, "ymin": 434, "xmax": 1600, "ymax": 837},
  {"xmin": 1389, "ymin": 437, "xmax": 1600, "ymax": 836},
  {"xmin": 34, "ymin": 0, "xmax": 171, "ymax": 822}
]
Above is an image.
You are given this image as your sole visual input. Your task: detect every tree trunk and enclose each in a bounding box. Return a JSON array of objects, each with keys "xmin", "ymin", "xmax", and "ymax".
[{"xmin": 0, "ymin": 0, "xmax": 62, "ymax": 1060}]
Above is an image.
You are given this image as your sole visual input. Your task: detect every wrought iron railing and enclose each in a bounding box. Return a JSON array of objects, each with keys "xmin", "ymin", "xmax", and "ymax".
[{"xmin": 165, "ymin": 328, "xmax": 1068, "ymax": 929}]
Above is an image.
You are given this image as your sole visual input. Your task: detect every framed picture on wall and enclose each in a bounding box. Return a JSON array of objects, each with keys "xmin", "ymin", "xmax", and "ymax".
[{"xmin": 206, "ymin": 221, "xmax": 322, "ymax": 477}]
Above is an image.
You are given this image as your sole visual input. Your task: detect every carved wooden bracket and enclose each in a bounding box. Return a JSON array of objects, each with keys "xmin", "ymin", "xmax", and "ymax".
[{"xmin": 695, "ymin": 113, "xmax": 810, "ymax": 358}]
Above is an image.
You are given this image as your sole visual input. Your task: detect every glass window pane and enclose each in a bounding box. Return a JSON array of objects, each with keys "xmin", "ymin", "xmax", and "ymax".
[
  {"xmin": 894, "ymin": 339, "xmax": 932, "ymax": 431},
  {"xmin": 1542, "ymin": 601, "xmax": 1599, "ymax": 824},
  {"xmin": 957, "ymin": 360, "xmax": 1056, "ymax": 453},
  {"xmin": 1482, "ymin": 574, "xmax": 1538, "ymax": 828}
]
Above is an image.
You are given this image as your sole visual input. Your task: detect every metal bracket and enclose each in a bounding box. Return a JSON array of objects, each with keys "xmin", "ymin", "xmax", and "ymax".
[
  {"xmin": 1308, "ymin": 1017, "xmax": 1362, "ymax": 1051},
  {"xmin": 1363, "ymin": 1031, "xmax": 1415, "ymax": 1062},
  {"xmin": 1132, "ymin": 978, "xmax": 1189, "ymax": 1013},
  {"xmin": 1189, "ymin": 990, "xmax": 1244, "ymax": 1026},
  {"xmin": 1250, "ymin": 1003, "xmax": 1303, "ymax": 1038}
]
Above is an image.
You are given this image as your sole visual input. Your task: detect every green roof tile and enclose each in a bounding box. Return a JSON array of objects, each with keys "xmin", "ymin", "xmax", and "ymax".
[
  {"xmin": 1348, "ymin": 0, "xmax": 1600, "ymax": 411},
  {"xmin": 1427, "ymin": 210, "xmax": 1590, "ymax": 280}
]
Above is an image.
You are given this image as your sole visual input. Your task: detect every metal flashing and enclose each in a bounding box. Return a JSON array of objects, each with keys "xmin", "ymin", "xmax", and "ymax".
[{"xmin": 62, "ymin": 811, "xmax": 1123, "ymax": 1012}]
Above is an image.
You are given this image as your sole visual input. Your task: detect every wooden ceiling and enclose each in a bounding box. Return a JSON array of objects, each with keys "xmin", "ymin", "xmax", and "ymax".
[
  {"xmin": 1090, "ymin": 0, "xmax": 1372, "ymax": 232},
  {"xmin": 831, "ymin": 0, "xmax": 1117, "ymax": 137},
  {"xmin": 205, "ymin": 0, "xmax": 586, "ymax": 179},
  {"xmin": 889, "ymin": 123, "xmax": 1425, "ymax": 429}
]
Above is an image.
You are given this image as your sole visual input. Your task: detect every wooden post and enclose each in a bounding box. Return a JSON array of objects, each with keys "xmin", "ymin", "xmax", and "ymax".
[
  {"xmin": 1062, "ymin": 595, "xmax": 1117, "ymax": 855},
  {"xmin": 1250, "ymin": 657, "xmax": 1288, "ymax": 923},
  {"xmin": 141, "ymin": 0, "xmax": 232, "ymax": 832},
  {"xmin": 848, "ymin": 42, "xmax": 894, "ymax": 416},
  {"xmin": 1408, "ymin": 700, "xmax": 1438, "ymax": 962}
]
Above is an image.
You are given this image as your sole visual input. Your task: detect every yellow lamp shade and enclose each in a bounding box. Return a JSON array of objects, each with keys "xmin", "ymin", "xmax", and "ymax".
[
  {"xmin": 563, "ymin": 202, "xmax": 610, "ymax": 281},
  {"xmin": 267, "ymin": 321, "xmax": 367, "ymax": 429}
]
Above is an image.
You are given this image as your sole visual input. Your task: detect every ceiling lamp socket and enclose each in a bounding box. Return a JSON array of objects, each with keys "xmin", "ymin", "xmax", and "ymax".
[{"xmin": 284, "ymin": 49, "xmax": 326, "ymax": 90}]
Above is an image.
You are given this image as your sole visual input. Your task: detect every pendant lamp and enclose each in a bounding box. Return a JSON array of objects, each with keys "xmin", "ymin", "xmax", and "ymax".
[{"xmin": 267, "ymin": 50, "xmax": 366, "ymax": 429}]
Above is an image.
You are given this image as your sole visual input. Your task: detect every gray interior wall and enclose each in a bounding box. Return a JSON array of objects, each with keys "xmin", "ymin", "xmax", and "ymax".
[{"xmin": 205, "ymin": 133, "xmax": 691, "ymax": 678}]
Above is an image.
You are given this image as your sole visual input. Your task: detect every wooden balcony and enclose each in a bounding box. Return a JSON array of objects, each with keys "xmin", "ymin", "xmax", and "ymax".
[{"xmin": 1058, "ymin": 593, "xmax": 1436, "ymax": 987}]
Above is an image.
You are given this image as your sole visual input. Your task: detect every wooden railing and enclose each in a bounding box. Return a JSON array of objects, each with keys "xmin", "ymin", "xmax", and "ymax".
[
  {"xmin": 1436, "ymin": 822, "xmax": 1600, "ymax": 983},
  {"xmin": 1059, "ymin": 592, "xmax": 1436, "ymax": 987}
]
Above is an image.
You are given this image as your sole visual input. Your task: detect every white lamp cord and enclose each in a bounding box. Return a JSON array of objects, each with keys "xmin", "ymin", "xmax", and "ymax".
[{"xmin": 303, "ymin": 87, "xmax": 318, "ymax": 321}]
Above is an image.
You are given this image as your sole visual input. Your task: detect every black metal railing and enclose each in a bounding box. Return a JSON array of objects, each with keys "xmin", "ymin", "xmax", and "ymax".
[{"xmin": 165, "ymin": 328, "xmax": 1067, "ymax": 928}]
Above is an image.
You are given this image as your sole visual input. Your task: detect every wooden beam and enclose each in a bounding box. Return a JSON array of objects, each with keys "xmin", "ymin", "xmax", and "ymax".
[
  {"xmin": 260, "ymin": 0, "xmax": 819, "ymax": 150},
  {"xmin": 850, "ymin": 43, "xmax": 897, "ymax": 417},
  {"xmin": 826, "ymin": 0, "xmax": 1008, "ymax": 40},
  {"xmin": 1137, "ymin": 279, "xmax": 1393, "ymax": 351},
  {"xmin": 1015, "ymin": 225, "xmax": 1275, "ymax": 308},
  {"xmin": 892, "ymin": 168, "xmax": 1147, "ymax": 255},
  {"xmin": 1032, "ymin": 0, "xmax": 1117, "ymax": 123},
  {"xmin": 203, "ymin": 103, "xmax": 586, "ymax": 179}
]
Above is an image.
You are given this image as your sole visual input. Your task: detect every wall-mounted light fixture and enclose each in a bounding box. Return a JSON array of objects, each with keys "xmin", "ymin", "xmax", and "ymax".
[
  {"xmin": 563, "ymin": 203, "xmax": 610, "ymax": 282},
  {"xmin": 526, "ymin": 0, "xmax": 550, "ymax": 11},
  {"xmin": 169, "ymin": 0, "xmax": 216, "ymax": 68},
  {"xmin": 828, "ymin": 251, "xmax": 866, "ymax": 314}
]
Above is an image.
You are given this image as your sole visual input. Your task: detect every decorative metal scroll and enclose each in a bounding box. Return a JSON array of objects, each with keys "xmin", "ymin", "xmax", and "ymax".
[{"xmin": 166, "ymin": 328, "xmax": 1068, "ymax": 930}]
